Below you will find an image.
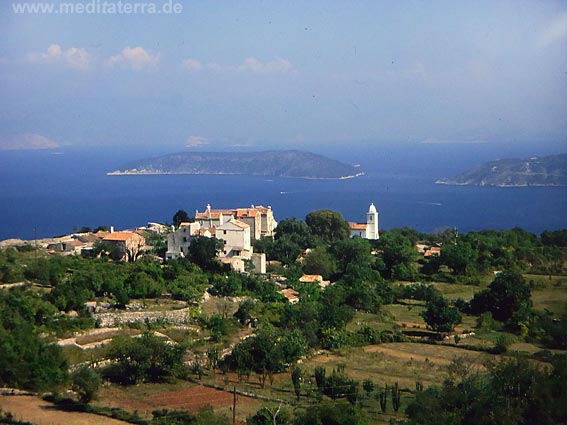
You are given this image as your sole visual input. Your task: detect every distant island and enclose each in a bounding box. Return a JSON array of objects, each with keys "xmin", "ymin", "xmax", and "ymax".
[
  {"xmin": 108, "ymin": 150, "xmax": 364, "ymax": 179},
  {"xmin": 436, "ymin": 153, "xmax": 567, "ymax": 187}
]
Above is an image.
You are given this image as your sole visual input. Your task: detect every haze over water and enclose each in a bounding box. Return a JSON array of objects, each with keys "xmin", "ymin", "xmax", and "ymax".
[{"xmin": 0, "ymin": 2, "xmax": 565, "ymax": 239}]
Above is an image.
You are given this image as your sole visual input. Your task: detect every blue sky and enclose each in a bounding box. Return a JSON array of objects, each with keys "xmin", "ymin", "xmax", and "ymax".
[{"xmin": 0, "ymin": 0, "xmax": 566, "ymax": 151}]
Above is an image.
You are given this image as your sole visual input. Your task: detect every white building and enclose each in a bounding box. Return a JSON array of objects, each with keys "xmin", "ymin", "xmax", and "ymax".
[
  {"xmin": 348, "ymin": 203, "xmax": 379, "ymax": 240},
  {"xmin": 166, "ymin": 222, "xmax": 204, "ymax": 259},
  {"xmin": 216, "ymin": 219, "xmax": 251, "ymax": 259},
  {"xmin": 194, "ymin": 204, "xmax": 277, "ymax": 238},
  {"xmin": 166, "ymin": 204, "xmax": 271, "ymax": 273}
]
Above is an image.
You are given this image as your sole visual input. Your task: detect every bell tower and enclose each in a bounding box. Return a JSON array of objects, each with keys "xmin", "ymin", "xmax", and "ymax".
[{"xmin": 366, "ymin": 203, "xmax": 379, "ymax": 240}]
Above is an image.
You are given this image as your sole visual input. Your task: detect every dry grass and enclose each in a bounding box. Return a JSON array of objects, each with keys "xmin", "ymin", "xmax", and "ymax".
[
  {"xmin": 531, "ymin": 286, "xmax": 567, "ymax": 314},
  {"xmin": 0, "ymin": 395, "xmax": 129, "ymax": 425},
  {"xmin": 431, "ymin": 281, "xmax": 479, "ymax": 301},
  {"xmin": 74, "ymin": 328, "xmax": 139, "ymax": 345},
  {"xmin": 299, "ymin": 343, "xmax": 488, "ymax": 398},
  {"xmin": 97, "ymin": 380, "xmax": 262, "ymax": 422}
]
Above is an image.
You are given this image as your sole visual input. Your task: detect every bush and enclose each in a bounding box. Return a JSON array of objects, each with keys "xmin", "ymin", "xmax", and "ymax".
[
  {"xmin": 103, "ymin": 332, "xmax": 186, "ymax": 385},
  {"xmin": 72, "ymin": 366, "xmax": 101, "ymax": 403}
]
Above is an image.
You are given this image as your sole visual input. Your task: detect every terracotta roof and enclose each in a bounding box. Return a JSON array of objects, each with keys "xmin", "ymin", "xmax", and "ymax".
[
  {"xmin": 196, "ymin": 206, "xmax": 272, "ymax": 219},
  {"xmin": 349, "ymin": 222, "xmax": 366, "ymax": 230},
  {"xmin": 424, "ymin": 247, "xmax": 441, "ymax": 257},
  {"xmin": 103, "ymin": 232, "xmax": 143, "ymax": 242},
  {"xmin": 217, "ymin": 220, "xmax": 249, "ymax": 230},
  {"xmin": 280, "ymin": 288, "xmax": 300, "ymax": 302},
  {"xmin": 196, "ymin": 227, "xmax": 215, "ymax": 236},
  {"xmin": 195, "ymin": 209, "xmax": 235, "ymax": 219},
  {"xmin": 299, "ymin": 274, "xmax": 323, "ymax": 283},
  {"xmin": 236, "ymin": 208, "xmax": 259, "ymax": 217}
]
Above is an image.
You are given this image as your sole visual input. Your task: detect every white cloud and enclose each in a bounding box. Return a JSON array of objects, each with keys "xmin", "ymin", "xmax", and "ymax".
[
  {"xmin": 27, "ymin": 44, "xmax": 93, "ymax": 70},
  {"xmin": 106, "ymin": 46, "xmax": 159, "ymax": 70},
  {"xmin": 537, "ymin": 12, "xmax": 567, "ymax": 48},
  {"xmin": 238, "ymin": 56, "xmax": 296, "ymax": 75},
  {"xmin": 181, "ymin": 58, "xmax": 204, "ymax": 72},
  {"xmin": 0, "ymin": 134, "xmax": 61, "ymax": 150},
  {"xmin": 206, "ymin": 62, "xmax": 224, "ymax": 73},
  {"xmin": 180, "ymin": 59, "xmax": 223, "ymax": 73},
  {"xmin": 421, "ymin": 138, "xmax": 488, "ymax": 145},
  {"xmin": 185, "ymin": 135, "xmax": 209, "ymax": 147},
  {"xmin": 180, "ymin": 56, "xmax": 296, "ymax": 75}
]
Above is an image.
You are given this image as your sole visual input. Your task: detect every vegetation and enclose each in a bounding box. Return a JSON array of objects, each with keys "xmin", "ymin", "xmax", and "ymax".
[
  {"xmin": 110, "ymin": 150, "xmax": 362, "ymax": 179},
  {"xmin": 405, "ymin": 354, "xmax": 567, "ymax": 425},
  {"xmin": 1, "ymin": 213, "xmax": 567, "ymax": 424}
]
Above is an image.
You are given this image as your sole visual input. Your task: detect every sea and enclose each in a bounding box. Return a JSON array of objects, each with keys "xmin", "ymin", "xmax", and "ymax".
[{"xmin": 0, "ymin": 143, "xmax": 565, "ymax": 241}]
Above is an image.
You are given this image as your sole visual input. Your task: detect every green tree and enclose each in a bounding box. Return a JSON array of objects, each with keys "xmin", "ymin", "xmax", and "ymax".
[
  {"xmin": 103, "ymin": 332, "xmax": 186, "ymax": 385},
  {"xmin": 187, "ymin": 237, "xmax": 224, "ymax": 271},
  {"xmin": 247, "ymin": 406, "xmax": 291, "ymax": 425},
  {"xmin": 541, "ymin": 229, "xmax": 567, "ymax": 247},
  {"xmin": 172, "ymin": 209, "xmax": 190, "ymax": 227},
  {"xmin": 420, "ymin": 295, "xmax": 462, "ymax": 333},
  {"xmin": 0, "ymin": 323, "xmax": 68, "ymax": 391},
  {"xmin": 440, "ymin": 241, "xmax": 478, "ymax": 275},
  {"xmin": 362, "ymin": 379, "xmax": 375, "ymax": 397},
  {"xmin": 470, "ymin": 271, "xmax": 532, "ymax": 326},
  {"xmin": 291, "ymin": 366, "xmax": 302, "ymax": 401},
  {"xmin": 72, "ymin": 365, "xmax": 101, "ymax": 403},
  {"xmin": 275, "ymin": 218, "xmax": 316, "ymax": 248},
  {"xmin": 278, "ymin": 329, "xmax": 307, "ymax": 363},
  {"xmin": 330, "ymin": 237, "xmax": 373, "ymax": 275},
  {"xmin": 270, "ymin": 236, "xmax": 302, "ymax": 265},
  {"xmin": 224, "ymin": 330, "xmax": 287, "ymax": 388},
  {"xmin": 305, "ymin": 210, "xmax": 350, "ymax": 245},
  {"xmin": 376, "ymin": 231, "xmax": 416, "ymax": 279},
  {"xmin": 302, "ymin": 248, "xmax": 336, "ymax": 278}
]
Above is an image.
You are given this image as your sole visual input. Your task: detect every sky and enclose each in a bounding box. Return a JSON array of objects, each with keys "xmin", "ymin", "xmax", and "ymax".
[{"xmin": 0, "ymin": 0, "xmax": 566, "ymax": 152}]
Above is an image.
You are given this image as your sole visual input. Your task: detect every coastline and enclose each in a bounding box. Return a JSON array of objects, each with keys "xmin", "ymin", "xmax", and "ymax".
[
  {"xmin": 107, "ymin": 170, "xmax": 365, "ymax": 180},
  {"xmin": 435, "ymin": 179, "xmax": 567, "ymax": 187}
]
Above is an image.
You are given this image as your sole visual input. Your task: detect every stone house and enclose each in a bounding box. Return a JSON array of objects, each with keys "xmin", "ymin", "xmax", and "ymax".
[{"xmin": 103, "ymin": 231, "xmax": 146, "ymax": 262}]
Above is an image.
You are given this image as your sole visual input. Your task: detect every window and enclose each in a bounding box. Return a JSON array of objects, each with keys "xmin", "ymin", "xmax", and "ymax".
[{"xmin": 223, "ymin": 230, "xmax": 227, "ymax": 235}]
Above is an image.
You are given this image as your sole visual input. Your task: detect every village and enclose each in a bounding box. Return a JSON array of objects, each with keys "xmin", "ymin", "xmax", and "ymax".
[
  {"xmin": 0, "ymin": 202, "xmax": 443, "ymax": 308},
  {"xmin": 1, "ymin": 201, "xmax": 566, "ymax": 425}
]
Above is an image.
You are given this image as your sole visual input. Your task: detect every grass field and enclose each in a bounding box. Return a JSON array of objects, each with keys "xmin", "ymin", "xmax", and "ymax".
[{"xmin": 45, "ymin": 271, "xmax": 567, "ymax": 424}]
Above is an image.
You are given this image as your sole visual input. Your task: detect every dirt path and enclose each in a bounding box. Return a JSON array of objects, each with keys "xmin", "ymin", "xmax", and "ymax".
[{"xmin": 0, "ymin": 395, "xmax": 129, "ymax": 425}]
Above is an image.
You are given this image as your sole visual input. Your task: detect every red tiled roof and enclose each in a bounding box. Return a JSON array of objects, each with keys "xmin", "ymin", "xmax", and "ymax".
[
  {"xmin": 348, "ymin": 222, "xmax": 366, "ymax": 230},
  {"xmin": 195, "ymin": 209, "xmax": 233, "ymax": 220},
  {"xmin": 103, "ymin": 232, "xmax": 143, "ymax": 242},
  {"xmin": 236, "ymin": 209, "xmax": 259, "ymax": 217},
  {"xmin": 196, "ymin": 206, "xmax": 272, "ymax": 219}
]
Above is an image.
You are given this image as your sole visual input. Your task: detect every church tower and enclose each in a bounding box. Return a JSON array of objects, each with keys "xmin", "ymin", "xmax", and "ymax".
[{"xmin": 365, "ymin": 203, "xmax": 379, "ymax": 240}]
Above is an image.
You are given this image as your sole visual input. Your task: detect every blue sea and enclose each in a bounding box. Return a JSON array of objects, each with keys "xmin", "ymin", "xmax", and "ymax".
[{"xmin": 0, "ymin": 143, "xmax": 565, "ymax": 240}]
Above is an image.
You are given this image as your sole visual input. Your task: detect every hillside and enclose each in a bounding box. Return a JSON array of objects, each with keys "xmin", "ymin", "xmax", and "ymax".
[
  {"xmin": 436, "ymin": 153, "xmax": 567, "ymax": 187},
  {"xmin": 107, "ymin": 150, "xmax": 363, "ymax": 179}
]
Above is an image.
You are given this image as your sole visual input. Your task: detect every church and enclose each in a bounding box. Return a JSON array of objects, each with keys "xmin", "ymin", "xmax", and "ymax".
[{"xmin": 348, "ymin": 203, "xmax": 379, "ymax": 240}]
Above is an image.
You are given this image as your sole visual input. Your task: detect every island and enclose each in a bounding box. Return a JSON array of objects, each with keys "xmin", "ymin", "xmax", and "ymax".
[
  {"xmin": 107, "ymin": 150, "xmax": 364, "ymax": 179},
  {"xmin": 436, "ymin": 153, "xmax": 567, "ymax": 187}
]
